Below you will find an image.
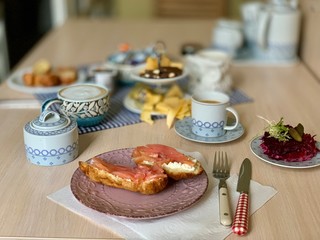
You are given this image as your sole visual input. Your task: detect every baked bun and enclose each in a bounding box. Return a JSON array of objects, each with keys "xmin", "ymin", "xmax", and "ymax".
[
  {"xmin": 132, "ymin": 144, "xmax": 203, "ymax": 180},
  {"xmin": 22, "ymin": 73, "xmax": 34, "ymax": 86},
  {"xmin": 35, "ymin": 73, "xmax": 60, "ymax": 86},
  {"xmin": 32, "ymin": 59, "xmax": 51, "ymax": 75},
  {"xmin": 22, "ymin": 59, "xmax": 78, "ymax": 87},
  {"xmin": 79, "ymin": 157, "xmax": 168, "ymax": 195}
]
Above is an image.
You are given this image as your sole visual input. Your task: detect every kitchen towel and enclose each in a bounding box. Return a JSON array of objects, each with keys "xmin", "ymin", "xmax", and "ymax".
[{"xmin": 48, "ymin": 151, "xmax": 277, "ymax": 240}]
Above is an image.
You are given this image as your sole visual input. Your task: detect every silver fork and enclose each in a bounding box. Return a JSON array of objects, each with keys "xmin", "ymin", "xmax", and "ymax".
[{"xmin": 213, "ymin": 151, "xmax": 232, "ymax": 226}]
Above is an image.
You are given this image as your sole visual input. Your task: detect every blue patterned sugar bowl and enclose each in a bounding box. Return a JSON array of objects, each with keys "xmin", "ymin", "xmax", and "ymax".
[{"xmin": 23, "ymin": 110, "xmax": 79, "ymax": 166}]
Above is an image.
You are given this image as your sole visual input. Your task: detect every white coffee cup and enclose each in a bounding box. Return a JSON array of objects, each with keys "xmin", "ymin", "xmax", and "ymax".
[{"xmin": 191, "ymin": 91, "xmax": 239, "ymax": 138}]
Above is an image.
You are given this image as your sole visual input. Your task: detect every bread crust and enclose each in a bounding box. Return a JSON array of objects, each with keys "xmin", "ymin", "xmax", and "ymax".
[
  {"xmin": 161, "ymin": 158, "xmax": 203, "ymax": 180},
  {"xmin": 79, "ymin": 161, "xmax": 168, "ymax": 195}
]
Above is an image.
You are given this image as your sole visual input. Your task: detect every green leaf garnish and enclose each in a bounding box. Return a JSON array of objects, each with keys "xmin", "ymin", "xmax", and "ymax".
[{"xmin": 258, "ymin": 116, "xmax": 290, "ymax": 142}]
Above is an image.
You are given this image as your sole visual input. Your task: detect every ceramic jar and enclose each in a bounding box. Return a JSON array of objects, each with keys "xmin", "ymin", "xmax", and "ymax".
[
  {"xmin": 212, "ymin": 19, "xmax": 244, "ymax": 56},
  {"xmin": 23, "ymin": 110, "xmax": 79, "ymax": 166}
]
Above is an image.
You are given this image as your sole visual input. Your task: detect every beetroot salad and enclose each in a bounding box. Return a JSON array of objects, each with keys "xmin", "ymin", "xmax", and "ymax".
[{"xmin": 259, "ymin": 117, "xmax": 320, "ymax": 162}]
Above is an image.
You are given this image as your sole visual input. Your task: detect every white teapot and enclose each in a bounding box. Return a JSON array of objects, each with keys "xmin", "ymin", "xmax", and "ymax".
[{"xmin": 256, "ymin": 0, "xmax": 301, "ymax": 60}]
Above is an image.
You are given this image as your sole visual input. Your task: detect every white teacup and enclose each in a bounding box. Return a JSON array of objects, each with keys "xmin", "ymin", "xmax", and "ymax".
[
  {"xmin": 191, "ymin": 91, "xmax": 239, "ymax": 138},
  {"xmin": 42, "ymin": 84, "xmax": 110, "ymax": 127}
]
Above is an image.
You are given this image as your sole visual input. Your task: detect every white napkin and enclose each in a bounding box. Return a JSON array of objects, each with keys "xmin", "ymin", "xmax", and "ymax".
[{"xmin": 48, "ymin": 152, "xmax": 277, "ymax": 240}]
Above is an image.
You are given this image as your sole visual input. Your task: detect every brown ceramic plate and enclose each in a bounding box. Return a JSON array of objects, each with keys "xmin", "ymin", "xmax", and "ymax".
[{"xmin": 71, "ymin": 148, "xmax": 208, "ymax": 219}]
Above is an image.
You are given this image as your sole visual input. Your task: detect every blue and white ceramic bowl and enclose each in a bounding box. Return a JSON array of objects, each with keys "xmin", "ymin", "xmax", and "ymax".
[
  {"xmin": 23, "ymin": 110, "xmax": 79, "ymax": 166},
  {"xmin": 42, "ymin": 84, "xmax": 110, "ymax": 127}
]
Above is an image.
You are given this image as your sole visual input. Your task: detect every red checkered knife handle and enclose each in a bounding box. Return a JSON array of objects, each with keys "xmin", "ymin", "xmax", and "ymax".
[{"xmin": 232, "ymin": 192, "xmax": 249, "ymax": 235}]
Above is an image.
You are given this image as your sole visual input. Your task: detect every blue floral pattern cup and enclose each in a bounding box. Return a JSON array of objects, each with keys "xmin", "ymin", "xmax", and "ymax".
[
  {"xmin": 42, "ymin": 84, "xmax": 110, "ymax": 127},
  {"xmin": 191, "ymin": 91, "xmax": 239, "ymax": 138}
]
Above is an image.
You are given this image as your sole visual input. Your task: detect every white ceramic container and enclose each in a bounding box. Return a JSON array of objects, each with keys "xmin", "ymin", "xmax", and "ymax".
[
  {"xmin": 212, "ymin": 19, "xmax": 244, "ymax": 56},
  {"xmin": 23, "ymin": 110, "xmax": 79, "ymax": 166}
]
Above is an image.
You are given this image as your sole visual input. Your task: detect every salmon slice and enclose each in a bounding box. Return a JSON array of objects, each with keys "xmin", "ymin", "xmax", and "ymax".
[
  {"xmin": 132, "ymin": 144, "xmax": 203, "ymax": 180},
  {"xmin": 79, "ymin": 157, "xmax": 168, "ymax": 194},
  {"xmin": 132, "ymin": 144, "xmax": 197, "ymax": 166},
  {"xmin": 90, "ymin": 157, "xmax": 167, "ymax": 182}
]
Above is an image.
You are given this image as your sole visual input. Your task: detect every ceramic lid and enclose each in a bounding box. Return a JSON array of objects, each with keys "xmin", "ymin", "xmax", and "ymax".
[{"xmin": 24, "ymin": 110, "xmax": 77, "ymax": 136}]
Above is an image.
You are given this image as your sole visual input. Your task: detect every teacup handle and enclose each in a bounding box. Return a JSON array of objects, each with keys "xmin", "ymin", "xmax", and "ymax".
[
  {"xmin": 41, "ymin": 98, "xmax": 62, "ymax": 112},
  {"xmin": 224, "ymin": 107, "xmax": 239, "ymax": 131}
]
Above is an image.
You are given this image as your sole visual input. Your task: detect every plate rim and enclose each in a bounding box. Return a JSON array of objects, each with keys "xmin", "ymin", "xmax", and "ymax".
[
  {"xmin": 250, "ymin": 136, "xmax": 320, "ymax": 169},
  {"xmin": 7, "ymin": 67, "xmax": 86, "ymax": 94},
  {"xmin": 70, "ymin": 147, "xmax": 209, "ymax": 219},
  {"xmin": 174, "ymin": 117, "xmax": 245, "ymax": 144}
]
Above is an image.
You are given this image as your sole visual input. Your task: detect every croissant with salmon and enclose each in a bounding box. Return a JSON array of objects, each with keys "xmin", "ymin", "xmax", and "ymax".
[
  {"xmin": 79, "ymin": 157, "xmax": 168, "ymax": 195},
  {"xmin": 79, "ymin": 144, "xmax": 204, "ymax": 195}
]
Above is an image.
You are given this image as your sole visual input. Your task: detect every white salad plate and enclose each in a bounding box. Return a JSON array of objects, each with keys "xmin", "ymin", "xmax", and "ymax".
[
  {"xmin": 174, "ymin": 117, "xmax": 244, "ymax": 144},
  {"xmin": 7, "ymin": 67, "xmax": 86, "ymax": 94},
  {"xmin": 250, "ymin": 136, "xmax": 320, "ymax": 169},
  {"xmin": 130, "ymin": 66, "xmax": 188, "ymax": 85}
]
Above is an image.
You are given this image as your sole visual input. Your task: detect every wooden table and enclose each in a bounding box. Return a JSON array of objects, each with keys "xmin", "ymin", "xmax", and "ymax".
[{"xmin": 1, "ymin": 18, "xmax": 320, "ymax": 239}]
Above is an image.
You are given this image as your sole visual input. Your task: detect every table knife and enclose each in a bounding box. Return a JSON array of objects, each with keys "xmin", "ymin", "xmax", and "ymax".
[{"xmin": 232, "ymin": 158, "xmax": 252, "ymax": 236}]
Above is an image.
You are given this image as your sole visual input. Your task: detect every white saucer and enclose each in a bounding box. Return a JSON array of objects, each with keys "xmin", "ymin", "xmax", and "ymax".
[
  {"xmin": 174, "ymin": 117, "xmax": 244, "ymax": 144},
  {"xmin": 250, "ymin": 136, "xmax": 320, "ymax": 169}
]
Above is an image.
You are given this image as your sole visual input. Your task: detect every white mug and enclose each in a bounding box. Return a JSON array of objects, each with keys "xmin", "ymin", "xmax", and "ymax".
[{"xmin": 191, "ymin": 91, "xmax": 239, "ymax": 138}]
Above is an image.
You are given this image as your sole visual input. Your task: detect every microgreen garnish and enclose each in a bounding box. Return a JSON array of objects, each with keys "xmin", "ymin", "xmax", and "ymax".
[{"xmin": 258, "ymin": 116, "xmax": 290, "ymax": 142}]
